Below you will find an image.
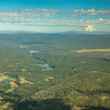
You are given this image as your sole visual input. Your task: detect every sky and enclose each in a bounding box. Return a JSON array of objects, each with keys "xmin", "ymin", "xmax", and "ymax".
[
  {"xmin": 0, "ymin": 0, "xmax": 110, "ymax": 33},
  {"xmin": 0, "ymin": 0, "xmax": 110, "ymax": 9}
]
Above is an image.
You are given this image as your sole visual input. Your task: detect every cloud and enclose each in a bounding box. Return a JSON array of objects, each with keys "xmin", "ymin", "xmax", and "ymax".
[
  {"xmin": 72, "ymin": 9, "xmax": 110, "ymax": 16},
  {"xmin": 0, "ymin": 8, "xmax": 109, "ymax": 32},
  {"xmin": 0, "ymin": 8, "xmax": 59, "ymax": 24}
]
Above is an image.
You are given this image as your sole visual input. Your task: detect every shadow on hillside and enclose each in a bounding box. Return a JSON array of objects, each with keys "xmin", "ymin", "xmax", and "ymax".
[
  {"xmin": 14, "ymin": 99, "xmax": 71, "ymax": 110},
  {"xmin": 1, "ymin": 91, "xmax": 110, "ymax": 110},
  {"xmin": 83, "ymin": 106, "xmax": 110, "ymax": 110},
  {"xmin": 14, "ymin": 98, "xmax": 110, "ymax": 110}
]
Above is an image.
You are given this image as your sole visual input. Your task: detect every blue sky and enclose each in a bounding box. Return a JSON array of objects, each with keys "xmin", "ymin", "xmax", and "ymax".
[
  {"xmin": 0, "ymin": 0, "xmax": 110, "ymax": 9},
  {"xmin": 0, "ymin": 0, "xmax": 109, "ymax": 33}
]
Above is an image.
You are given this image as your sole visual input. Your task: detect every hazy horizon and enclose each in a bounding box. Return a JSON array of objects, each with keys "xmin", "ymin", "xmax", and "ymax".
[{"xmin": 0, "ymin": 0, "xmax": 109, "ymax": 33}]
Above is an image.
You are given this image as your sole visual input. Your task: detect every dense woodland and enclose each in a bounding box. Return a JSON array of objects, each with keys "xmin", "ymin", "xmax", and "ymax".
[{"xmin": 0, "ymin": 33, "xmax": 110, "ymax": 110}]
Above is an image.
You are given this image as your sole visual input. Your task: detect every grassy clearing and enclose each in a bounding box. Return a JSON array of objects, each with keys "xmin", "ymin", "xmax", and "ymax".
[{"xmin": 76, "ymin": 48, "xmax": 110, "ymax": 53}]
